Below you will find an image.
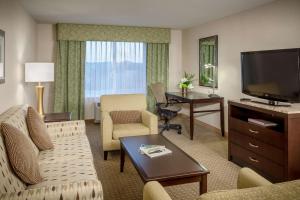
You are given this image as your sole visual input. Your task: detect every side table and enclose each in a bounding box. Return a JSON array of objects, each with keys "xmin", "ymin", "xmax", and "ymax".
[{"xmin": 44, "ymin": 112, "xmax": 72, "ymax": 123}]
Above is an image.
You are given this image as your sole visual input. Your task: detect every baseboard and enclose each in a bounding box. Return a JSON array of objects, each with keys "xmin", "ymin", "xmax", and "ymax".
[{"xmin": 179, "ymin": 113, "xmax": 228, "ymax": 137}]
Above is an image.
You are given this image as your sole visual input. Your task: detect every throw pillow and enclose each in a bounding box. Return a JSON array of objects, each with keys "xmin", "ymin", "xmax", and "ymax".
[
  {"xmin": 110, "ymin": 110, "xmax": 142, "ymax": 124},
  {"xmin": 1, "ymin": 123, "xmax": 43, "ymax": 184},
  {"xmin": 26, "ymin": 107, "xmax": 54, "ymax": 150}
]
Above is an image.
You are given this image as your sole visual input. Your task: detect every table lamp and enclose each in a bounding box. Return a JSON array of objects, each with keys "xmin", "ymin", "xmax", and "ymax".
[
  {"xmin": 25, "ymin": 63, "xmax": 54, "ymax": 116},
  {"xmin": 204, "ymin": 64, "xmax": 219, "ymax": 98}
]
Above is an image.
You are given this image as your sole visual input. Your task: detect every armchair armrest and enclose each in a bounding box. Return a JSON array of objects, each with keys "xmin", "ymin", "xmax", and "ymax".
[
  {"xmin": 141, "ymin": 110, "xmax": 158, "ymax": 135},
  {"xmin": 101, "ymin": 111, "xmax": 114, "ymax": 150},
  {"xmin": 0, "ymin": 180, "xmax": 103, "ymax": 200},
  {"xmin": 237, "ymin": 168, "xmax": 272, "ymax": 189},
  {"xmin": 143, "ymin": 181, "xmax": 172, "ymax": 200},
  {"xmin": 45, "ymin": 120, "xmax": 86, "ymax": 139}
]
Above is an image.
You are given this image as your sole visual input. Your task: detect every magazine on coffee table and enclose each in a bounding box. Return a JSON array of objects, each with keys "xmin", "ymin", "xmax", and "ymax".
[{"xmin": 139, "ymin": 144, "xmax": 172, "ymax": 158}]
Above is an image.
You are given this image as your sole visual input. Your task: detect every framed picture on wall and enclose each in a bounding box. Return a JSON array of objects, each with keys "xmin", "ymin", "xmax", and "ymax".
[
  {"xmin": 199, "ymin": 35, "xmax": 218, "ymax": 88},
  {"xmin": 0, "ymin": 30, "xmax": 5, "ymax": 84}
]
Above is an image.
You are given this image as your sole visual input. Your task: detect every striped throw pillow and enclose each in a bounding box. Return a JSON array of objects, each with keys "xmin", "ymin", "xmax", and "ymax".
[
  {"xmin": 1, "ymin": 123, "xmax": 43, "ymax": 184},
  {"xmin": 26, "ymin": 107, "xmax": 54, "ymax": 151},
  {"xmin": 110, "ymin": 111, "xmax": 142, "ymax": 124}
]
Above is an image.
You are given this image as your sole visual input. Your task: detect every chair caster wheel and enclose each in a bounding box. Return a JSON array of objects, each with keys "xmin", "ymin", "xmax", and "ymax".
[{"xmin": 177, "ymin": 130, "xmax": 181, "ymax": 134}]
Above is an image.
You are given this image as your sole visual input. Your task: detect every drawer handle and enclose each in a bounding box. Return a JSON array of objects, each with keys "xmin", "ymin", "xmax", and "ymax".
[
  {"xmin": 249, "ymin": 156, "xmax": 259, "ymax": 163},
  {"xmin": 249, "ymin": 129, "xmax": 259, "ymax": 134},
  {"xmin": 249, "ymin": 142, "xmax": 259, "ymax": 148}
]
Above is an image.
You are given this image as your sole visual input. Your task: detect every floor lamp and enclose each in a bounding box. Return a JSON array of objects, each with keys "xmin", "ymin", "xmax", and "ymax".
[{"xmin": 25, "ymin": 63, "xmax": 54, "ymax": 116}]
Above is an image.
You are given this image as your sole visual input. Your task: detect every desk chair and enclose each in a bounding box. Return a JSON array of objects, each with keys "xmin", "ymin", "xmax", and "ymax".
[{"xmin": 150, "ymin": 83, "xmax": 182, "ymax": 134}]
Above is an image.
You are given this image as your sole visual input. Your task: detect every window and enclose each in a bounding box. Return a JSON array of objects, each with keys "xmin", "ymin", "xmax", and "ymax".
[{"xmin": 85, "ymin": 41, "xmax": 147, "ymax": 99}]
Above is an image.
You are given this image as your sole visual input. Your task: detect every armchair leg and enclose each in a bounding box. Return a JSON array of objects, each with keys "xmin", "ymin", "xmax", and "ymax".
[{"xmin": 104, "ymin": 151, "xmax": 108, "ymax": 160}]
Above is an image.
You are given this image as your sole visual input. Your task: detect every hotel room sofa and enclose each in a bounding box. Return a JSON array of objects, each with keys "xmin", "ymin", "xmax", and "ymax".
[
  {"xmin": 0, "ymin": 105, "xmax": 103, "ymax": 200},
  {"xmin": 143, "ymin": 168, "xmax": 300, "ymax": 200}
]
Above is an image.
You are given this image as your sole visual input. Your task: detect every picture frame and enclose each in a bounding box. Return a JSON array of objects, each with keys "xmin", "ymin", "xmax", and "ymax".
[
  {"xmin": 199, "ymin": 35, "xmax": 218, "ymax": 88},
  {"xmin": 0, "ymin": 30, "xmax": 5, "ymax": 84}
]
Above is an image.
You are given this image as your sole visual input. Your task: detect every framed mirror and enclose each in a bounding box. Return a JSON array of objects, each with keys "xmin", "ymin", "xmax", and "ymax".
[
  {"xmin": 0, "ymin": 30, "xmax": 4, "ymax": 84},
  {"xmin": 199, "ymin": 35, "xmax": 218, "ymax": 88}
]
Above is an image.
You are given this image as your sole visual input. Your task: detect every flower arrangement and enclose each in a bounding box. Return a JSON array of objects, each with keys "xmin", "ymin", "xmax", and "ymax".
[{"xmin": 179, "ymin": 72, "xmax": 195, "ymax": 90}]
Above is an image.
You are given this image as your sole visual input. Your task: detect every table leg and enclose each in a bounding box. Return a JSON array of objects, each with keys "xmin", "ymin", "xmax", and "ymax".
[
  {"xmin": 199, "ymin": 174, "xmax": 207, "ymax": 195},
  {"xmin": 120, "ymin": 145, "xmax": 125, "ymax": 172},
  {"xmin": 189, "ymin": 102, "xmax": 194, "ymax": 140},
  {"xmin": 220, "ymin": 99, "xmax": 225, "ymax": 137}
]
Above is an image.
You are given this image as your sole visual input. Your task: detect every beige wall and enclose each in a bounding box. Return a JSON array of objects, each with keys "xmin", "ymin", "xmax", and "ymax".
[
  {"xmin": 169, "ymin": 29, "xmax": 183, "ymax": 91},
  {"xmin": 0, "ymin": 0, "xmax": 37, "ymax": 113},
  {"xmin": 182, "ymin": 0, "xmax": 300, "ymax": 133},
  {"xmin": 36, "ymin": 24, "xmax": 56, "ymax": 113}
]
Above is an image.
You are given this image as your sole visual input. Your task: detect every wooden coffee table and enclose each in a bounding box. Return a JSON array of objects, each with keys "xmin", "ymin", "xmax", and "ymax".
[{"xmin": 120, "ymin": 134, "xmax": 209, "ymax": 194}]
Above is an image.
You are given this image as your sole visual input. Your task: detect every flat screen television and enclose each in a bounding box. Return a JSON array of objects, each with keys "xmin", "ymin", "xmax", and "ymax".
[{"xmin": 241, "ymin": 48, "xmax": 300, "ymax": 104}]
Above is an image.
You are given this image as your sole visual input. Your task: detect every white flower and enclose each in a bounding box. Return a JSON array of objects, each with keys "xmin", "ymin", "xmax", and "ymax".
[
  {"xmin": 187, "ymin": 84, "xmax": 194, "ymax": 89},
  {"xmin": 181, "ymin": 78, "xmax": 188, "ymax": 83}
]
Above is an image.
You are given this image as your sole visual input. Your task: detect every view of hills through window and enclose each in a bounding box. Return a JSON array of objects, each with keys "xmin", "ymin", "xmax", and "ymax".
[{"xmin": 85, "ymin": 41, "xmax": 147, "ymax": 98}]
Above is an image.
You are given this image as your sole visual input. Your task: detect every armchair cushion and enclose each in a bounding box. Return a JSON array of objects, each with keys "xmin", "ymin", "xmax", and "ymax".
[
  {"xmin": 143, "ymin": 181, "xmax": 172, "ymax": 200},
  {"xmin": 113, "ymin": 123, "xmax": 150, "ymax": 139},
  {"xmin": 237, "ymin": 167, "xmax": 272, "ymax": 189},
  {"xmin": 110, "ymin": 110, "xmax": 142, "ymax": 124},
  {"xmin": 198, "ymin": 180, "xmax": 300, "ymax": 200}
]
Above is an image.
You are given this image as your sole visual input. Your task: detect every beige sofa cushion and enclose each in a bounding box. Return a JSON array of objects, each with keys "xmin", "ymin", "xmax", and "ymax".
[
  {"xmin": 1, "ymin": 123, "xmax": 43, "ymax": 184},
  {"xmin": 1, "ymin": 106, "xmax": 39, "ymax": 156},
  {"xmin": 28, "ymin": 159, "xmax": 98, "ymax": 189},
  {"xmin": 110, "ymin": 110, "xmax": 142, "ymax": 124},
  {"xmin": 39, "ymin": 134, "xmax": 93, "ymax": 164},
  {"xmin": 113, "ymin": 123, "xmax": 150, "ymax": 139},
  {"xmin": 27, "ymin": 107, "xmax": 54, "ymax": 150}
]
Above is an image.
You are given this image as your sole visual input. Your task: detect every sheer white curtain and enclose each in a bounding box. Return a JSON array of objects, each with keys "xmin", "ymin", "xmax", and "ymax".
[{"xmin": 85, "ymin": 41, "xmax": 147, "ymax": 118}]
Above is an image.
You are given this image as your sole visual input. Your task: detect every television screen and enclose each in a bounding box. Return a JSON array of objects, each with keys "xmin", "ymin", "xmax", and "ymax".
[{"xmin": 241, "ymin": 48, "xmax": 300, "ymax": 103}]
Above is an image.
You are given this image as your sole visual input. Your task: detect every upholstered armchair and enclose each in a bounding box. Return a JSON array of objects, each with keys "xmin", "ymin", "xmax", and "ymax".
[
  {"xmin": 100, "ymin": 94, "xmax": 158, "ymax": 160},
  {"xmin": 143, "ymin": 168, "xmax": 300, "ymax": 200}
]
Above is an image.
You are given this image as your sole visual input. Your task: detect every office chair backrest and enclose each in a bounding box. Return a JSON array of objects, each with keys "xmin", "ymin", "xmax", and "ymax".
[{"xmin": 150, "ymin": 83, "xmax": 167, "ymax": 104}]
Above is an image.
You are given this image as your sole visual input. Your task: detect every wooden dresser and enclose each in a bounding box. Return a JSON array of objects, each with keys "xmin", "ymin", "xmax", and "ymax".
[{"xmin": 228, "ymin": 100, "xmax": 300, "ymax": 182}]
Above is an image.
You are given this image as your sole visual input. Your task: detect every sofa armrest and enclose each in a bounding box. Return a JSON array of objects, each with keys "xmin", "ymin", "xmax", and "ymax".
[
  {"xmin": 141, "ymin": 111, "xmax": 158, "ymax": 135},
  {"xmin": 237, "ymin": 167, "xmax": 272, "ymax": 189},
  {"xmin": 45, "ymin": 120, "xmax": 86, "ymax": 139},
  {"xmin": 198, "ymin": 180, "xmax": 300, "ymax": 200},
  {"xmin": 101, "ymin": 111, "xmax": 113, "ymax": 150},
  {"xmin": 0, "ymin": 180, "xmax": 103, "ymax": 200},
  {"xmin": 143, "ymin": 181, "xmax": 172, "ymax": 200}
]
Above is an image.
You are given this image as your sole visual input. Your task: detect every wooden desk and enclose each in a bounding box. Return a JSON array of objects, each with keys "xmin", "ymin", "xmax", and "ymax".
[{"xmin": 165, "ymin": 92, "xmax": 225, "ymax": 140}]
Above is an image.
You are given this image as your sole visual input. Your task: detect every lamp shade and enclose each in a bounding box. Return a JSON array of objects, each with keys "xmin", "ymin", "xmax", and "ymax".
[{"xmin": 25, "ymin": 63, "xmax": 54, "ymax": 82}]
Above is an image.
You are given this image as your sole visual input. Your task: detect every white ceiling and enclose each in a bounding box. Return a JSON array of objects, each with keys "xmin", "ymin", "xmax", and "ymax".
[{"xmin": 19, "ymin": 0, "xmax": 276, "ymax": 29}]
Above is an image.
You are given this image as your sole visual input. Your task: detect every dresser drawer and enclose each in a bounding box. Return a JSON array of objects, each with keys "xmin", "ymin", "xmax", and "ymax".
[
  {"xmin": 230, "ymin": 142, "xmax": 284, "ymax": 181},
  {"xmin": 230, "ymin": 130, "xmax": 284, "ymax": 165},
  {"xmin": 229, "ymin": 117, "xmax": 284, "ymax": 148}
]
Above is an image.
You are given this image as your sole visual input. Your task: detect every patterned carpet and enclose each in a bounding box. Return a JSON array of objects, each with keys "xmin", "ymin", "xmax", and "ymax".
[{"xmin": 86, "ymin": 116, "xmax": 240, "ymax": 200}]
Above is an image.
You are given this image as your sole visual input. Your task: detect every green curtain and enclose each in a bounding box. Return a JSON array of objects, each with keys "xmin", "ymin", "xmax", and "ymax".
[
  {"xmin": 146, "ymin": 43, "xmax": 169, "ymax": 112},
  {"xmin": 54, "ymin": 40, "xmax": 86, "ymax": 120},
  {"xmin": 57, "ymin": 23, "xmax": 170, "ymax": 43}
]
